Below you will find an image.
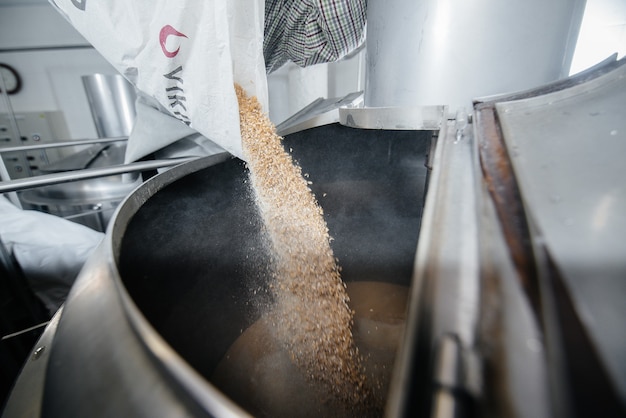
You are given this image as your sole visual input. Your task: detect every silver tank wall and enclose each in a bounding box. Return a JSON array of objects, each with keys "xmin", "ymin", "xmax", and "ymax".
[{"xmin": 364, "ymin": 0, "xmax": 587, "ymax": 111}]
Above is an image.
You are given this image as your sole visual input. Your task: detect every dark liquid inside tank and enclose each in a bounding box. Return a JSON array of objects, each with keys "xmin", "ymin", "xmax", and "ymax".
[{"xmin": 118, "ymin": 124, "xmax": 431, "ymax": 416}]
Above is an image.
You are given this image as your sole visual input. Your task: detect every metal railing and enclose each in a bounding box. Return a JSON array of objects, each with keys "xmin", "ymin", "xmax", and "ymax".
[{"xmin": 0, "ymin": 136, "xmax": 198, "ymax": 193}]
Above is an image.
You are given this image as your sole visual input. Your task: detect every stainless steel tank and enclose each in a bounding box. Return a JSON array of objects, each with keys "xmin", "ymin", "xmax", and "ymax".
[
  {"xmin": 7, "ymin": 125, "xmax": 430, "ymax": 417},
  {"xmin": 5, "ymin": 57, "xmax": 626, "ymax": 418}
]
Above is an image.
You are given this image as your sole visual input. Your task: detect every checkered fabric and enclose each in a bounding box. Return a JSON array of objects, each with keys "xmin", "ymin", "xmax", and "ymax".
[{"xmin": 264, "ymin": 0, "xmax": 367, "ymax": 73}]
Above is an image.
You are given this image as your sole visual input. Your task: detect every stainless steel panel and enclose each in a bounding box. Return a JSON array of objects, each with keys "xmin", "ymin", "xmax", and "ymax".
[
  {"xmin": 275, "ymin": 92, "xmax": 362, "ymax": 136},
  {"xmin": 496, "ymin": 59, "xmax": 626, "ymax": 402},
  {"xmin": 387, "ymin": 117, "xmax": 483, "ymax": 417},
  {"xmin": 339, "ymin": 106, "xmax": 445, "ymax": 131}
]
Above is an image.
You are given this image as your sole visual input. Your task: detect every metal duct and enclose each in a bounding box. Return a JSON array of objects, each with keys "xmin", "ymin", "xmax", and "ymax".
[
  {"xmin": 364, "ymin": 0, "xmax": 587, "ymax": 111},
  {"xmin": 82, "ymin": 74, "xmax": 137, "ymax": 138}
]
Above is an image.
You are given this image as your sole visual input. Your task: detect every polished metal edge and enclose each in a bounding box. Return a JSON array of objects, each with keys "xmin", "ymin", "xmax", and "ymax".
[
  {"xmin": 0, "ymin": 157, "xmax": 197, "ymax": 194},
  {"xmin": 275, "ymin": 92, "xmax": 363, "ymax": 136},
  {"xmin": 106, "ymin": 152, "xmax": 250, "ymax": 417},
  {"xmin": 109, "ymin": 153, "xmax": 231, "ymax": 254},
  {"xmin": 386, "ymin": 115, "xmax": 482, "ymax": 416},
  {"xmin": 474, "ymin": 54, "xmax": 623, "ymax": 107},
  {"xmin": 277, "ymin": 108, "xmax": 341, "ymax": 137},
  {"xmin": 1, "ymin": 308, "xmax": 63, "ymax": 418},
  {"xmin": 113, "ymin": 255, "xmax": 251, "ymax": 418},
  {"xmin": 276, "ymin": 93, "xmax": 445, "ymax": 136},
  {"xmin": 338, "ymin": 105, "xmax": 446, "ymax": 130}
]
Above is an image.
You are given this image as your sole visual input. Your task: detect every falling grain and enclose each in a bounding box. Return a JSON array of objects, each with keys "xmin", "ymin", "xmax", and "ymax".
[{"xmin": 235, "ymin": 84, "xmax": 375, "ymax": 412}]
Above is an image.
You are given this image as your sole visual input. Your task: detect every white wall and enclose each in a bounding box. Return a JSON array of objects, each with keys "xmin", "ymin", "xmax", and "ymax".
[
  {"xmin": 571, "ymin": 0, "xmax": 626, "ymax": 74},
  {"xmin": 0, "ymin": 3, "xmax": 88, "ymax": 50},
  {"xmin": 0, "ymin": 3, "xmax": 119, "ymax": 139},
  {"xmin": 0, "ymin": 49, "xmax": 120, "ymax": 139}
]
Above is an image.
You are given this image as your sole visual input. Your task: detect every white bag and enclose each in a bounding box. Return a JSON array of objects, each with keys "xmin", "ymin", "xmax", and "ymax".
[
  {"xmin": 49, "ymin": 0, "xmax": 268, "ymax": 160},
  {"xmin": 0, "ymin": 196, "xmax": 104, "ymax": 314}
]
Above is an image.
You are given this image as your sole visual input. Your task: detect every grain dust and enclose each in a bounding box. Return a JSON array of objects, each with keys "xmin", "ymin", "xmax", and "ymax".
[{"xmin": 235, "ymin": 84, "xmax": 377, "ymax": 414}]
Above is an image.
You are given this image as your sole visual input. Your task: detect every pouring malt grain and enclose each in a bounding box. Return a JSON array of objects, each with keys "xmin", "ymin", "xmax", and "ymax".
[{"xmin": 234, "ymin": 84, "xmax": 376, "ymax": 414}]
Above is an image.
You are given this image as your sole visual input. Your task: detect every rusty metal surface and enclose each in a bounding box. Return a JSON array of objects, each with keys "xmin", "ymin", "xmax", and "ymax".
[
  {"xmin": 476, "ymin": 57, "xmax": 626, "ymax": 417},
  {"xmin": 474, "ymin": 106, "xmax": 540, "ymax": 314},
  {"xmin": 495, "ymin": 59, "xmax": 626, "ymax": 405}
]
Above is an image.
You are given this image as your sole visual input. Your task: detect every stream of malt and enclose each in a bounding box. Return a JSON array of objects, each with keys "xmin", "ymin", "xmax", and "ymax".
[{"xmin": 235, "ymin": 84, "xmax": 376, "ymax": 414}]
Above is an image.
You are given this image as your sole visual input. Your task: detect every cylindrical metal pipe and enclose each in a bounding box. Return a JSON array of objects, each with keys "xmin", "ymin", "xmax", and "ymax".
[
  {"xmin": 0, "ymin": 137, "xmax": 127, "ymax": 154},
  {"xmin": 0, "ymin": 157, "xmax": 196, "ymax": 194},
  {"xmin": 364, "ymin": 0, "xmax": 423, "ymax": 108},
  {"xmin": 364, "ymin": 0, "xmax": 587, "ymax": 111},
  {"xmin": 82, "ymin": 74, "xmax": 137, "ymax": 138}
]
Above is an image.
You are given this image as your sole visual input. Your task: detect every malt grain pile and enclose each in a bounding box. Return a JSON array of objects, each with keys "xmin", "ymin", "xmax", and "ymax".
[{"xmin": 235, "ymin": 84, "xmax": 374, "ymax": 412}]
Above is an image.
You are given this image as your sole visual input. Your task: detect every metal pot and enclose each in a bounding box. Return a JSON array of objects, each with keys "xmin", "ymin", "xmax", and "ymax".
[
  {"xmin": 11, "ymin": 124, "xmax": 430, "ymax": 417},
  {"xmin": 19, "ymin": 143, "xmax": 141, "ymax": 231}
]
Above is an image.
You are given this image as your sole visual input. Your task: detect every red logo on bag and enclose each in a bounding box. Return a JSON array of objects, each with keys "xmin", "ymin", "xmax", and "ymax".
[{"xmin": 159, "ymin": 25, "xmax": 188, "ymax": 58}]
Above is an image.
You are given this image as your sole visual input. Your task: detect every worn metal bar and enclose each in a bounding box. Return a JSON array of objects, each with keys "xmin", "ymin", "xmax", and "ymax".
[
  {"xmin": 0, "ymin": 157, "xmax": 196, "ymax": 193},
  {"xmin": 1, "ymin": 321, "xmax": 51, "ymax": 341},
  {"xmin": 0, "ymin": 136, "xmax": 127, "ymax": 154},
  {"xmin": 338, "ymin": 105, "xmax": 445, "ymax": 130},
  {"xmin": 386, "ymin": 116, "xmax": 482, "ymax": 417}
]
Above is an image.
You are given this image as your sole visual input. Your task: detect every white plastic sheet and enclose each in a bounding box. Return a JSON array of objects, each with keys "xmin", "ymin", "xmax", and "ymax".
[
  {"xmin": 49, "ymin": 0, "xmax": 269, "ymax": 160},
  {"xmin": 0, "ymin": 196, "xmax": 104, "ymax": 314}
]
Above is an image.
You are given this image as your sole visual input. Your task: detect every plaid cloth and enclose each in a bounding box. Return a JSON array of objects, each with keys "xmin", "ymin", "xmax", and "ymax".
[{"xmin": 264, "ymin": 0, "xmax": 367, "ymax": 73}]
